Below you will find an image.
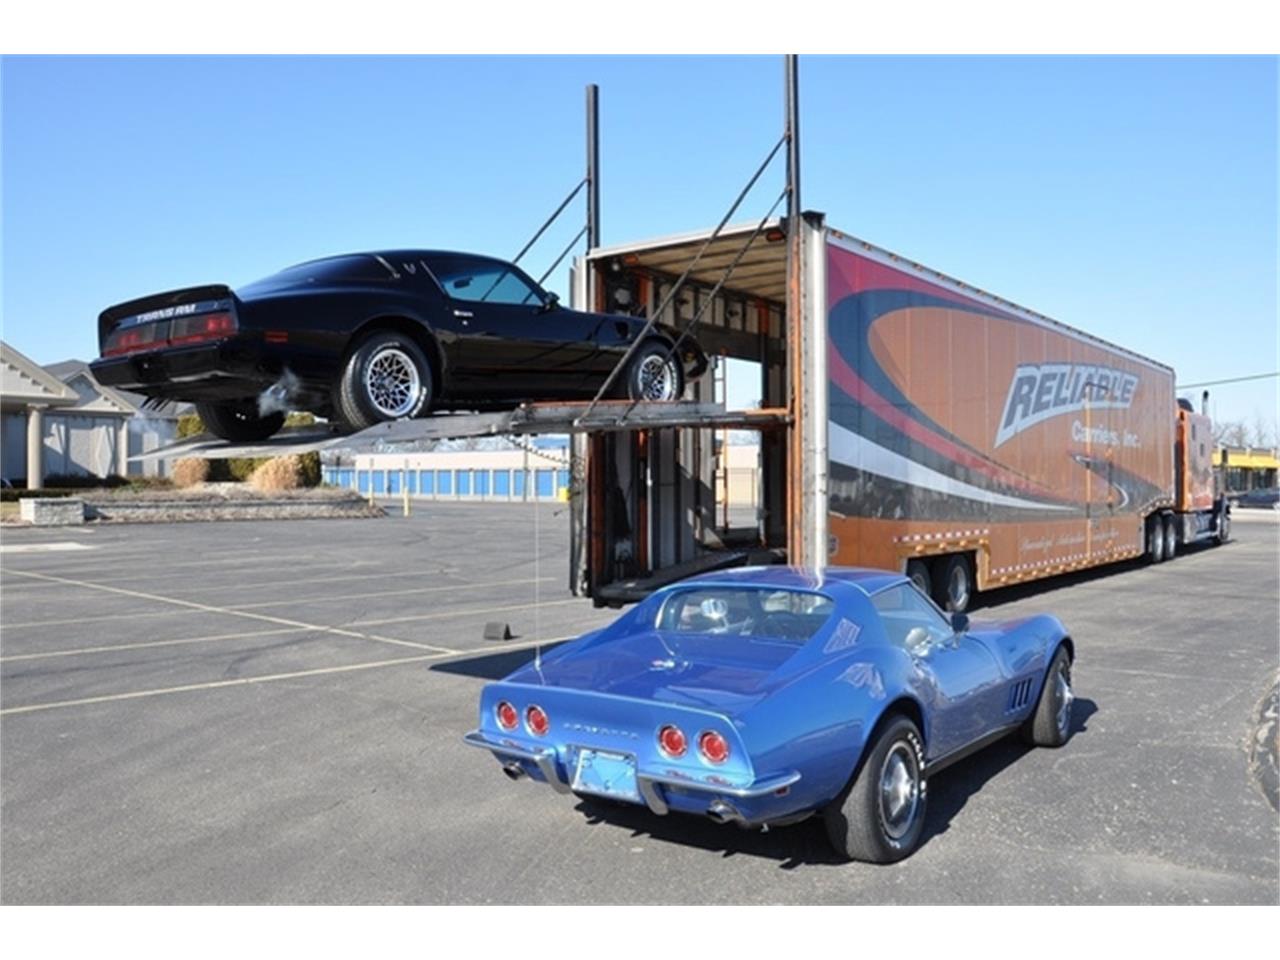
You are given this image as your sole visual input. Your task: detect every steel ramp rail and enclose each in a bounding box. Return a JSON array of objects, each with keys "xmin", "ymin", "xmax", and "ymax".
[{"xmin": 131, "ymin": 401, "xmax": 790, "ymax": 463}]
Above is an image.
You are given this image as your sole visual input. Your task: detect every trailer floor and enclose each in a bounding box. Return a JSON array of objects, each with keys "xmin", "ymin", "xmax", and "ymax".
[{"xmin": 2, "ymin": 505, "xmax": 1276, "ymax": 904}]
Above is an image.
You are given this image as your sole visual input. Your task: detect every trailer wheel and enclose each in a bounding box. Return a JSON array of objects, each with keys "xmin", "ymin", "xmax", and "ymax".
[
  {"xmin": 936, "ymin": 554, "xmax": 973, "ymax": 613},
  {"xmin": 906, "ymin": 559, "xmax": 932, "ymax": 597},
  {"xmin": 1147, "ymin": 516, "xmax": 1165, "ymax": 564},
  {"xmin": 1215, "ymin": 506, "xmax": 1231, "ymax": 545},
  {"xmin": 1162, "ymin": 514, "xmax": 1178, "ymax": 561}
]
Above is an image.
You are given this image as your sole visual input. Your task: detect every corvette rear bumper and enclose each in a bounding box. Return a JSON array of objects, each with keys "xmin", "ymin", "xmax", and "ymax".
[{"xmin": 463, "ymin": 729, "xmax": 802, "ymax": 818}]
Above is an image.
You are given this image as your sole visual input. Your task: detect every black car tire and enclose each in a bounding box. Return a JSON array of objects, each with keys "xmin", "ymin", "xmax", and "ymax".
[
  {"xmin": 1147, "ymin": 515, "xmax": 1165, "ymax": 564},
  {"xmin": 1163, "ymin": 514, "xmax": 1178, "ymax": 562},
  {"xmin": 195, "ymin": 400, "xmax": 286, "ymax": 442},
  {"xmin": 824, "ymin": 715, "xmax": 927, "ymax": 863},
  {"xmin": 1020, "ymin": 645, "xmax": 1074, "ymax": 748},
  {"xmin": 622, "ymin": 341, "xmax": 684, "ymax": 403},
  {"xmin": 906, "ymin": 559, "xmax": 932, "ymax": 597},
  {"xmin": 336, "ymin": 332, "xmax": 433, "ymax": 432},
  {"xmin": 935, "ymin": 554, "xmax": 973, "ymax": 613}
]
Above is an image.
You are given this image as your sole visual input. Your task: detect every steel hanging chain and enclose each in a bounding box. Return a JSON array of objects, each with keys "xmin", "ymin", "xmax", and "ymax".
[{"xmin": 574, "ymin": 133, "xmax": 788, "ymax": 427}]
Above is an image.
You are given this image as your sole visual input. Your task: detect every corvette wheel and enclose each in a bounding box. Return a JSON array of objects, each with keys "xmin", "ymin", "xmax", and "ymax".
[
  {"xmin": 195, "ymin": 400, "xmax": 286, "ymax": 442},
  {"xmin": 1021, "ymin": 645, "xmax": 1074, "ymax": 747},
  {"xmin": 824, "ymin": 715, "xmax": 927, "ymax": 863},
  {"xmin": 624, "ymin": 343, "xmax": 683, "ymax": 403},
  {"xmin": 337, "ymin": 332, "xmax": 432, "ymax": 431}
]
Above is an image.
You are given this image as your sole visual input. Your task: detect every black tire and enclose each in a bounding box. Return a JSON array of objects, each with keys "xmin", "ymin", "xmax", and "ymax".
[
  {"xmin": 1147, "ymin": 515, "xmax": 1165, "ymax": 564},
  {"xmin": 906, "ymin": 559, "xmax": 932, "ymax": 597},
  {"xmin": 1020, "ymin": 645, "xmax": 1074, "ymax": 747},
  {"xmin": 1163, "ymin": 514, "xmax": 1178, "ymax": 562},
  {"xmin": 935, "ymin": 554, "xmax": 973, "ymax": 613},
  {"xmin": 336, "ymin": 331, "xmax": 433, "ymax": 432},
  {"xmin": 622, "ymin": 341, "xmax": 684, "ymax": 403},
  {"xmin": 195, "ymin": 400, "xmax": 286, "ymax": 442},
  {"xmin": 1215, "ymin": 507, "xmax": 1231, "ymax": 545},
  {"xmin": 824, "ymin": 715, "xmax": 927, "ymax": 863}
]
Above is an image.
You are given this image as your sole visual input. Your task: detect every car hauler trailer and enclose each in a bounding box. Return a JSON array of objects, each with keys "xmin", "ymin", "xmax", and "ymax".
[{"xmin": 569, "ymin": 213, "xmax": 1230, "ymax": 610}]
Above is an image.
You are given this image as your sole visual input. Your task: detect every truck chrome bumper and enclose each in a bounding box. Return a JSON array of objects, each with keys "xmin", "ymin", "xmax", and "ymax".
[{"xmin": 463, "ymin": 730, "xmax": 801, "ymax": 816}]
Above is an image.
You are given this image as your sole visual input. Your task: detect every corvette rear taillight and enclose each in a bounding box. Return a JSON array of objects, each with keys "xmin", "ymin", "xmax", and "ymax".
[
  {"xmin": 525, "ymin": 705, "xmax": 549, "ymax": 737},
  {"xmin": 657, "ymin": 724, "xmax": 687, "ymax": 758},
  {"xmin": 495, "ymin": 701, "xmax": 518, "ymax": 731},
  {"xmin": 698, "ymin": 731, "xmax": 729, "ymax": 765}
]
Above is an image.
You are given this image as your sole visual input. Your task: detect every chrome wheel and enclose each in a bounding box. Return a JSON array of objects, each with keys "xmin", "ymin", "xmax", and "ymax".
[
  {"xmin": 1054, "ymin": 663, "xmax": 1074, "ymax": 738},
  {"xmin": 364, "ymin": 347, "xmax": 421, "ymax": 418},
  {"xmin": 637, "ymin": 354, "xmax": 678, "ymax": 401},
  {"xmin": 878, "ymin": 741, "xmax": 921, "ymax": 841},
  {"xmin": 948, "ymin": 563, "xmax": 970, "ymax": 611}
]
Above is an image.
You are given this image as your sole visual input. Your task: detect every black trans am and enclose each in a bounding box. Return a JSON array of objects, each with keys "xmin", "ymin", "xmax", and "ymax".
[{"xmin": 91, "ymin": 250, "xmax": 707, "ymax": 441}]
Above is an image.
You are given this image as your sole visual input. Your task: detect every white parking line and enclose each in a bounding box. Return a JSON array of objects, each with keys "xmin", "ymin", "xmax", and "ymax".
[
  {"xmin": 349, "ymin": 597, "xmax": 581, "ymax": 627},
  {"xmin": 2, "ymin": 569, "xmax": 459, "ymax": 656},
  {"xmin": 0, "ymin": 542, "xmax": 95, "ymax": 554},
  {"xmin": 0, "ymin": 626, "xmax": 311, "ymax": 663},
  {"xmin": 0, "ymin": 634, "xmax": 576, "ymax": 716}
]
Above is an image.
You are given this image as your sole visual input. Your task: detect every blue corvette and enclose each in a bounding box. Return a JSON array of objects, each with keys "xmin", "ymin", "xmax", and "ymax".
[{"xmin": 465, "ymin": 566, "xmax": 1075, "ymax": 863}]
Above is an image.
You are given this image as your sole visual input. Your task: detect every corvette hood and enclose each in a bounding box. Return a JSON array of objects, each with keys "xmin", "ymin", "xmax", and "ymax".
[{"xmin": 530, "ymin": 630, "xmax": 799, "ymax": 715}]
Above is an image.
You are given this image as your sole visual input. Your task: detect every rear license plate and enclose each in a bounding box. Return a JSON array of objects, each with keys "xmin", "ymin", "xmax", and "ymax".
[{"xmin": 572, "ymin": 749, "xmax": 640, "ymax": 802}]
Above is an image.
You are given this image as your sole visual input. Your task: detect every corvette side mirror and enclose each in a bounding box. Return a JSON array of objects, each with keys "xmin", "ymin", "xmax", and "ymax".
[{"xmin": 950, "ymin": 612, "xmax": 969, "ymax": 634}]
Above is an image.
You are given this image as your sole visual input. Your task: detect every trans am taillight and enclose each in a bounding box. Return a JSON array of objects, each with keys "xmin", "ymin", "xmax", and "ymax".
[
  {"xmin": 168, "ymin": 311, "xmax": 237, "ymax": 346},
  {"xmin": 525, "ymin": 705, "xmax": 549, "ymax": 737},
  {"xmin": 657, "ymin": 725, "xmax": 687, "ymax": 758},
  {"xmin": 102, "ymin": 311, "xmax": 237, "ymax": 357},
  {"xmin": 495, "ymin": 701, "xmax": 518, "ymax": 731},
  {"xmin": 698, "ymin": 731, "xmax": 729, "ymax": 765}
]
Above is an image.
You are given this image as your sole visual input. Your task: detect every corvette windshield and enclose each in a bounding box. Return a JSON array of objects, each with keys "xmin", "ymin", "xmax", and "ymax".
[{"xmin": 655, "ymin": 587, "xmax": 835, "ymax": 644}]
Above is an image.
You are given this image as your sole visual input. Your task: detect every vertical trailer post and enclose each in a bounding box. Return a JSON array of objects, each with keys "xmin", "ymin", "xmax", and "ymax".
[
  {"xmin": 784, "ymin": 55, "xmax": 829, "ymax": 574},
  {"xmin": 586, "ymin": 84, "xmax": 600, "ymax": 250}
]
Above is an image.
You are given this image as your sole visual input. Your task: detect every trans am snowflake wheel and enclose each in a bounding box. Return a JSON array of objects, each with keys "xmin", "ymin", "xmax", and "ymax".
[
  {"xmin": 1021, "ymin": 645, "xmax": 1074, "ymax": 748},
  {"xmin": 623, "ymin": 342, "xmax": 683, "ymax": 403},
  {"xmin": 336, "ymin": 331, "xmax": 433, "ymax": 431},
  {"xmin": 824, "ymin": 715, "xmax": 927, "ymax": 863}
]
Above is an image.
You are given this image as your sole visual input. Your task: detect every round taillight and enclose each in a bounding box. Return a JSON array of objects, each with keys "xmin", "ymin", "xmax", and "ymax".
[
  {"xmin": 657, "ymin": 724, "xmax": 687, "ymax": 758},
  {"xmin": 495, "ymin": 701, "xmax": 518, "ymax": 731},
  {"xmin": 526, "ymin": 704, "xmax": 549, "ymax": 736},
  {"xmin": 699, "ymin": 730, "xmax": 730, "ymax": 765}
]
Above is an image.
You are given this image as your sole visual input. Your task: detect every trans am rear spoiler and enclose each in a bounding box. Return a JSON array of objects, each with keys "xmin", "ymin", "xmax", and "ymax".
[{"xmin": 97, "ymin": 284, "xmax": 237, "ymax": 348}]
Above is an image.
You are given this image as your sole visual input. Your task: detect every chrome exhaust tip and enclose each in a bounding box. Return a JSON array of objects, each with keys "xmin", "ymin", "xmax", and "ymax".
[
  {"xmin": 502, "ymin": 761, "xmax": 527, "ymax": 781},
  {"xmin": 707, "ymin": 799, "xmax": 744, "ymax": 825}
]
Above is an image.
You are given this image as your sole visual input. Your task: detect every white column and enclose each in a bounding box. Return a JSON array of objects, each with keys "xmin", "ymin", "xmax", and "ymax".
[
  {"xmin": 118, "ymin": 418, "xmax": 132, "ymax": 477},
  {"xmin": 26, "ymin": 405, "xmax": 44, "ymax": 489}
]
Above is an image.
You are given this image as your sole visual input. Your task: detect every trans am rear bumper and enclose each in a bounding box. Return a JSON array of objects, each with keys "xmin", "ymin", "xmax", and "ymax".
[
  {"xmin": 90, "ymin": 338, "xmax": 292, "ymax": 400},
  {"xmin": 463, "ymin": 729, "xmax": 803, "ymax": 825}
]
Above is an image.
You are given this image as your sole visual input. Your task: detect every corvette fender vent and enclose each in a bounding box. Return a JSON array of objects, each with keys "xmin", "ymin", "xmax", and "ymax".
[{"xmin": 1007, "ymin": 678, "xmax": 1035, "ymax": 712}]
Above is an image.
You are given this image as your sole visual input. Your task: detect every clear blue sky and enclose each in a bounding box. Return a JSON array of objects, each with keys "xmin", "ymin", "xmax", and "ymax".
[{"xmin": 2, "ymin": 55, "xmax": 1276, "ymax": 431}]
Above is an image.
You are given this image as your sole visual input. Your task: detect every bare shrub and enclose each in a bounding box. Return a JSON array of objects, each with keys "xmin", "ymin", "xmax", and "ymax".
[
  {"xmin": 249, "ymin": 455, "xmax": 303, "ymax": 493},
  {"xmin": 172, "ymin": 458, "xmax": 210, "ymax": 488}
]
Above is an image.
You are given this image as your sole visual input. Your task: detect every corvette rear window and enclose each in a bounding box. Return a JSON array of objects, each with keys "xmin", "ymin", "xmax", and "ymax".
[{"xmin": 655, "ymin": 587, "xmax": 835, "ymax": 643}]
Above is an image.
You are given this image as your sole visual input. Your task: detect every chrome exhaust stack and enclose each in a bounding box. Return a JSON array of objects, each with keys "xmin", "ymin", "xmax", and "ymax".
[{"xmin": 502, "ymin": 761, "xmax": 527, "ymax": 781}]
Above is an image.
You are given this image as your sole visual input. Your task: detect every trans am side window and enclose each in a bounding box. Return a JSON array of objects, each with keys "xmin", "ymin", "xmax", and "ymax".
[
  {"xmin": 870, "ymin": 584, "xmax": 952, "ymax": 657},
  {"xmin": 426, "ymin": 256, "xmax": 545, "ymax": 307}
]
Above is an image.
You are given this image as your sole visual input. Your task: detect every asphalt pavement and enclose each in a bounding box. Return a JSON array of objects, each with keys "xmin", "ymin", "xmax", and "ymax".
[{"xmin": 1, "ymin": 503, "xmax": 1276, "ymax": 904}]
